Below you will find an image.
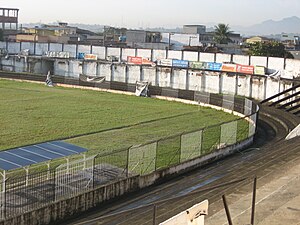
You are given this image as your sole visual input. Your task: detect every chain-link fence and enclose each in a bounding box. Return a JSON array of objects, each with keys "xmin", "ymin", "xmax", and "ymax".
[
  {"xmin": 0, "ymin": 92, "xmax": 258, "ymax": 220},
  {"xmin": 2, "ymin": 169, "xmax": 55, "ymax": 219}
]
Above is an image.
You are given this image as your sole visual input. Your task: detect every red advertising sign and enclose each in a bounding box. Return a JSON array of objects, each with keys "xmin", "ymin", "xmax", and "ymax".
[
  {"xmin": 221, "ymin": 64, "xmax": 237, "ymax": 72},
  {"xmin": 236, "ymin": 65, "xmax": 254, "ymax": 74},
  {"xmin": 127, "ymin": 56, "xmax": 143, "ymax": 65}
]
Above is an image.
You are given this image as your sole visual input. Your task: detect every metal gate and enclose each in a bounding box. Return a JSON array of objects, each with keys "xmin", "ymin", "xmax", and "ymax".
[{"xmin": 55, "ymin": 156, "xmax": 95, "ymax": 201}]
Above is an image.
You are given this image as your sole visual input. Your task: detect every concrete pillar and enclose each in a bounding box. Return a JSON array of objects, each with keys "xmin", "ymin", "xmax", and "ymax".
[
  {"xmin": 219, "ymin": 73, "xmax": 223, "ymax": 94},
  {"xmin": 125, "ymin": 65, "xmax": 129, "ymax": 83},
  {"xmin": 170, "ymin": 68, "xmax": 174, "ymax": 88},
  {"xmin": 134, "ymin": 48, "xmax": 138, "ymax": 57},
  {"xmin": 155, "ymin": 66, "xmax": 159, "ymax": 86},
  {"xmin": 264, "ymin": 77, "xmax": 268, "ymax": 99},
  {"xmin": 105, "ymin": 46, "xmax": 108, "ymax": 59},
  {"xmin": 235, "ymin": 74, "xmax": 239, "ymax": 95},
  {"xmin": 201, "ymin": 72, "xmax": 206, "ymax": 92},
  {"xmin": 249, "ymin": 76, "xmax": 253, "ymax": 98},
  {"xmin": 150, "ymin": 49, "xmax": 154, "ymax": 62},
  {"xmin": 185, "ymin": 69, "xmax": 189, "ymax": 90},
  {"xmin": 139, "ymin": 65, "xmax": 143, "ymax": 81},
  {"xmin": 120, "ymin": 48, "xmax": 123, "ymax": 62}
]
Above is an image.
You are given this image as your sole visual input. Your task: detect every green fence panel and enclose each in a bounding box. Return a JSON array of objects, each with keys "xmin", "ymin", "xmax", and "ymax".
[
  {"xmin": 244, "ymin": 98, "xmax": 253, "ymax": 116},
  {"xmin": 128, "ymin": 142, "xmax": 157, "ymax": 175},
  {"xmin": 249, "ymin": 113, "xmax": 257, "ymax": 137},
  {"xmin": 237, "ymin": 118, "xmax": 250, "ymax": 142},
  {"xmin": 156, "ymin": 136, "xmax": 181, "ymax": 170},
  {"xmin": 180, "ymin": 130, "xmax": 202, "ymax": 162},
  {"xmin": 202, "ymin": 125, "xmax": 221, "ymax": 155},
  {"xmin": 93, "ymin": 149, "xmax": 129, "ymax": 187},
  {"xmin": 220, "ymin": 120, "xmax": 237, "ymax": 146}
]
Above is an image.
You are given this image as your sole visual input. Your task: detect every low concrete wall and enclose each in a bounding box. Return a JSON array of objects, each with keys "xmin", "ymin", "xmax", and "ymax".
[
  {"xmin": 2, "ymin": 40, "xmax": 300, "ymax": 76},
  {"xmin": 0, "ymin": 177, "xmax": 140, "ymax": 225},
  {"xmin": 0, "ymin": 137, "xmax": 253, "ymax": 225}
]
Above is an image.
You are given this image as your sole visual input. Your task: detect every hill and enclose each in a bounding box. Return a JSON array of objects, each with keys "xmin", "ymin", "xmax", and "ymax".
[{"xmin": 233, "ymin": 16, "xmax": 300, "ymax": 36}]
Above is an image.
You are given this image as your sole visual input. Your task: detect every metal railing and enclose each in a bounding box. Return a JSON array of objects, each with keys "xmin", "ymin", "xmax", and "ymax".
[{"xmin": 0, "ymin": 93, "xmax": 259, "ymax": 220}]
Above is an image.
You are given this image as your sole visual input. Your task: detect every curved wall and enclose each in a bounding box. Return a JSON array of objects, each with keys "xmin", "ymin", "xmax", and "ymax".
[
  {"xmin": 1, "ymin": 54, "xmax": 299, "ymax": 103},
  {"xmin": 0, "ymin": 72, "xmax": 259, "ymax": 225}
]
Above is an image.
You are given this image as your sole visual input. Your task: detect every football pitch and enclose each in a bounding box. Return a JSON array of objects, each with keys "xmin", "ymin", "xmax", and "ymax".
[{"xmin": 0, "ymin": 79, "xmax": 247, "ymax": 156}]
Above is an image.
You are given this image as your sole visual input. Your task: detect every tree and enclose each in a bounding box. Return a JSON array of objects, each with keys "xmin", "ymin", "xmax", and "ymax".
[
  {"xmin": 248, "ymin": 41, "xmax": 294, "ymax": 59},
  {"xmin": 214, "ymin": 24, "xmax": 232, "ymax": 44}
]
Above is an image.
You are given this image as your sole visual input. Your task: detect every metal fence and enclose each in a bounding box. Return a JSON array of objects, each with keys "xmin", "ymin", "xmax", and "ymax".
[{"xmin": 0, "ymin": 92, "xmax": 258, "ymax": 220}]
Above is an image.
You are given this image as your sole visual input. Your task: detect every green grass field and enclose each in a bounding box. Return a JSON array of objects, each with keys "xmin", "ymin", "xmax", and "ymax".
[{"xmin": 0, "ymin": 79, "xmax": 247, "ymax": 157}]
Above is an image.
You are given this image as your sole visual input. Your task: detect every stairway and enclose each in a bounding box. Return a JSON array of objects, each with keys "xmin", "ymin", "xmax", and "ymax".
[{"xmin": 261, "ymin": 83, "xmax": 300, "ymax": 117}]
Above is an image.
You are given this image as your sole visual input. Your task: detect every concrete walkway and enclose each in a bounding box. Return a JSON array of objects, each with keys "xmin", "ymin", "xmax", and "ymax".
[{"xmin": 206, "ymin": 153, "xmax": 300, "ymax": 225}]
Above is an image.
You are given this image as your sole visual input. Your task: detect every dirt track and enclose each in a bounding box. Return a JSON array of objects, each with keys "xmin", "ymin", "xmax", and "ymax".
[{"xmin": 59, "ymin": 105, "xmax": 300, "ymax": 225}]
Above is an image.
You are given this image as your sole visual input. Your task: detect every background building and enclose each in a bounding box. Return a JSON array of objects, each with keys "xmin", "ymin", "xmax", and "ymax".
[
  {"xmin": 126, "ymin": 30, "xmax": 162, "ymax": 48},
  {"xmin": 280, "ymin": 33, "xmax": 299, "ymax": 50},
  {"xmin": 15, "ymin": 22, "xmax": 98, "ymax": 44},
  {"xmin": 183, "ymin": 25, "xmax": 206, "ymax": 34},
  {"xmin": 245, "ymin": 36, "xmax": 273, "ymax": 44},
  {"xmin": 0, "ymin": 8, "xmax": 19, "ymax": 39}
]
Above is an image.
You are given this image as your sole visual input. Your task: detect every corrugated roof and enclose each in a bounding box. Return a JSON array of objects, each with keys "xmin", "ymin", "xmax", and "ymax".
[{"xmin": 0, "ymin": 141, "xmax": 87, "ymax": 171}]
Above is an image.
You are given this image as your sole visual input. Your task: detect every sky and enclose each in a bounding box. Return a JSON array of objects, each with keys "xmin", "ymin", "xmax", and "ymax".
[{"xmin": 2, "ymin": 0, "xmax": 300, "ymax": 28}]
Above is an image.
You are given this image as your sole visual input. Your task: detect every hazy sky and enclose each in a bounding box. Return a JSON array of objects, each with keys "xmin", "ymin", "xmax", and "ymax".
[{"xmin": 2, "ymin": 0, "xmax": 300, "ymax": 28}]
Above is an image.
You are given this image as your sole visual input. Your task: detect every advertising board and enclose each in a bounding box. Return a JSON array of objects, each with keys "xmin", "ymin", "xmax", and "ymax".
[
  {"xmin": 190, "ymin": 61, "xmax": 207, "ymax": 70},
  {"xmin": 46, "ymin": 51, "xmax": 70, "ymax": 59},
  {"xmin": 142, "ymin": 58, "xmax": 155, "ymax": 66},
  {"xmin": 157, "ymin": 59, "xmax": 173, "ymax": 67},
  {"xmin": 207, "ymin": 62, "xmax": 222, "ymax": 71},
  {"xmin": 236, "ymin": 65, "xmax": 254, "ymax": 74},
  {"xmin": 77, "ymin": 52, "xmax": 85, "ymax": 59},
  {"xmin": 254, "ymin": 66, "xmax": 266, "ymax": 75},
  {"xmin": 84, "ymin": 54, "xmax": 98, "ymax": 60},
  {"xmin": 172, "ymin": 59, "xmax": 189, "ymax": 68},
  {"xmin": 221, "ymin": 63, "xmax": 237, "ymax": 72},
  {"xmin": 127, "ymin": 56, "xmax": 143, "ymax": 65}
]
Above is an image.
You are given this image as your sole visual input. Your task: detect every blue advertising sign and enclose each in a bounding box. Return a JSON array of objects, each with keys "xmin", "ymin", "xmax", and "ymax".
[
  {"xmin": 207, "ymin": 62, "xmax": 222, "ymax": 71},
  {"xmin": 172, "ymin": 59, "xmax": 189, "ymax": 68},
  {"xmin": 77, "ymin": 52, "xmax": 85, "ymax": 59}
]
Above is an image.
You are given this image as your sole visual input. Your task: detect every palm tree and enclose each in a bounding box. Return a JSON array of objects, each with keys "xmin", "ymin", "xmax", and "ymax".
[{"xmin": 214, "ymin": 24, "xmax": 232, "ymax": 44}]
